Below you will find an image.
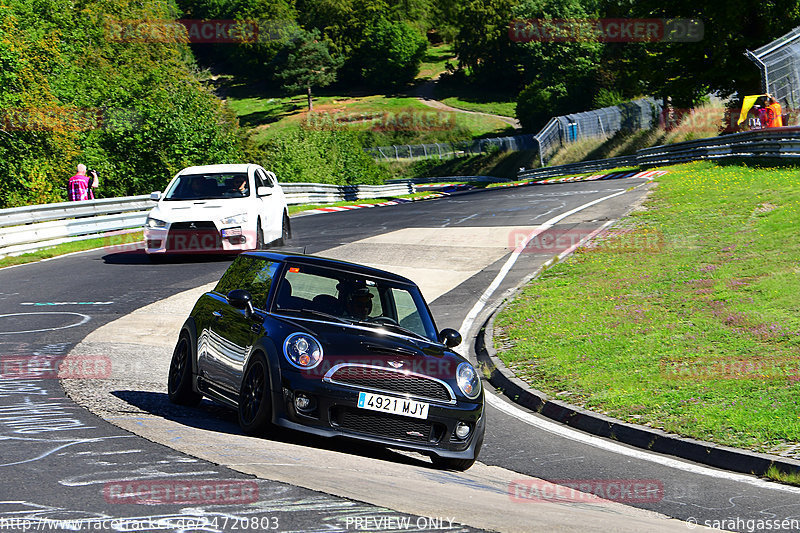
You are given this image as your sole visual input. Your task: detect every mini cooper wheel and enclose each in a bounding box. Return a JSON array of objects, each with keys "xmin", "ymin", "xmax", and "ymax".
[
  {"xmin": 168, "ymin": 333, "xmax": 202, "ymax": 406},
  {"xmin": 430, "ymin": 456, "xmax": 475, "ymax": 471},
  {"xmin": 238, "ymin": 352, "xmax": 272, "ymax": 435}
]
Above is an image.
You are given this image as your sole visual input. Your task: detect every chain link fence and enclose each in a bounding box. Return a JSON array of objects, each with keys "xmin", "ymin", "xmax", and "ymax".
[
  {"xmin": 367, "ymin": 97, "xmax": 661, "ymax": 165},
  {"xmin": 747, "ymin": 26, "xmax": 800, "ymax": 112},
  {"xmin": 534, "ymin": 97, "xmax": 662, "ymax": 164},
  {"xmin": 366, "ymin": 134, "xmax": 536, "ymax": 161}
]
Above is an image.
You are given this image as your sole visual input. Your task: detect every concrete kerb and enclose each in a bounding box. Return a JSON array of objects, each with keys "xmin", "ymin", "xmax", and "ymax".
[{"xmin": 472, "ymin": 207, "xmax": 800, "ymax": 481}]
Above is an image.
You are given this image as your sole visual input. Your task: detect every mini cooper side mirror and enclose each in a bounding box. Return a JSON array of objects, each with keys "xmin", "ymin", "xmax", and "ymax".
[
  {"xmin": 150, "ymin": 191, "xmax": 161, "ymax": 201},
  {"xmin": 438, "ymin": 328, "xmax": 462, "ymax": 348},
  {"xmin": 256, "ymin": 186, "xmax": 272, "ymax": 197},
  {"xmin": 227, "ymin": 289, "xmax": 254, "ymax": 317}
]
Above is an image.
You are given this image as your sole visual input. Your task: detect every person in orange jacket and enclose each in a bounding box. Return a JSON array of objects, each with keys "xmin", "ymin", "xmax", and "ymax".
[{"xmin": 764, "ymin": 94, "xmax": 783, "ymax": 127}]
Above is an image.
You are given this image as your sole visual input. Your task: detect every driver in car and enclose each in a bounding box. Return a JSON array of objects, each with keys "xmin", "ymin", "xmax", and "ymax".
[{"xmin": 344, "ymin": 286, "xmax": 373, "ymax": 321}]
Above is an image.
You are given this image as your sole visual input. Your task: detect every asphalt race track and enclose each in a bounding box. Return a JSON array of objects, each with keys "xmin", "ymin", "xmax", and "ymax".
[{"xmin": 1, "ymin": 178, "xmax": 799, "ymax": 532}]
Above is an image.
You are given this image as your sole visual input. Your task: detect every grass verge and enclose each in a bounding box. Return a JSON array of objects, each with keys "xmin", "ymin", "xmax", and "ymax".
[{"xmin": 493, "ymin": 161, "xmax": 800, "ymax": 457}]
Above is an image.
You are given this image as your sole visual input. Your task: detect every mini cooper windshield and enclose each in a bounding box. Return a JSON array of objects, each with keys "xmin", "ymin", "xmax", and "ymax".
[{"xmin": 272, "ymin": 263, "xmax": 439, "ymax": 342}]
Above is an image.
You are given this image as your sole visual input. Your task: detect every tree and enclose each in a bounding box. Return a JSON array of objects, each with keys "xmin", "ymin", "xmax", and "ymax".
[
  {"xmin": 512, "ymin": 0, "xmax": 603, "ymax": 129},
  {"xmin": 275, "ymin": 29, "xmax": 342, "ymax": 110},
  {"xmin": 355, "ymin": 19, "xmax": 427, "ymax": 88},
  {"xmin": 451, "ymin": 0, "xmax": 521, "ymax": 87}
]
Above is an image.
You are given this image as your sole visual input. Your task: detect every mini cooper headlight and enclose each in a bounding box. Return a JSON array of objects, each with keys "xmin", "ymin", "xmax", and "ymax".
[
  {"xmin": 456, "ymin": 362, "xmax": 481, "ymax": 399},
  {"xmin": 283, "ymin": 333, "xmax": 323, "ymax": 369},
  {"xmin": 221, "ymin": 212, "xmax": 248, "ymax": 225},
  {"xmin": 146, "ymin": 216, "xmax": 167, "ymax": 228}
]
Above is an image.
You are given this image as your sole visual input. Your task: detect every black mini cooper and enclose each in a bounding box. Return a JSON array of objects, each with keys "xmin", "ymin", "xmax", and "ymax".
[{"xmin": 168, "ymin": 252, "xmax": 484, "ymax": 470}]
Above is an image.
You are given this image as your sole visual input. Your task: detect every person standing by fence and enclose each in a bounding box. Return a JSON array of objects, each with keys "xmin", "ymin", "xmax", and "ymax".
[
  {"xmin": 764, "ymin": 94, "xmax": 783, "ymax": 127},
  {"xmin": 68, "ymin": 164, "xmax": 98, "ymax": 201}
]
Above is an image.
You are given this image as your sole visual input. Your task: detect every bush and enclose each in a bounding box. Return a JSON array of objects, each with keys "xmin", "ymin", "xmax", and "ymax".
[
  {"xmin": 255, "ymin": 128, "xmax": 388, "ymax": 185},
  {"xmin": 515, "ymin": 82, "xmax": 569, "ymax": 131},
  {"xmin": 0, "ymin": 1, "xmax": 243, "ymax": 208}
]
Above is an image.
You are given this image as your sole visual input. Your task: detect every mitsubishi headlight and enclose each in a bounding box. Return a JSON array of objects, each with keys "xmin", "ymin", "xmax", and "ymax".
[
  {"xmin": 146, "ymin": 216, "xmax": 167, "ymax": 228},
  {"xmin": 456, "ymin": 362, "xmax": 481, "ymax": 399},
  {"xmin": 221, "ymin": 212, "xmax": 248, "ymax": 225},
  {"xmin": 283, "ymin": 333, "xmax": 323, "ymax": 370}
]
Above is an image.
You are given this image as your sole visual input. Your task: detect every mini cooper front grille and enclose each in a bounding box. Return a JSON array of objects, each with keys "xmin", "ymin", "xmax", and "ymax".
[
  {"xmin": 332, "ymin": 406, "xmax": 442, "ymax": 443},
  {"xmin": 325, "ymin": 365, "xmax": 453, "ymax": 403}
]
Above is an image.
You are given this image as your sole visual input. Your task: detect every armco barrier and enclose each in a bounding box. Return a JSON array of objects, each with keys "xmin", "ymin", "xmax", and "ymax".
[
  {"xmin": 518, "ymin": 126, "xmax": 800, "ymax": 180},
  {"xmin": 0, "ymin": 182, "xmax": 415, "ymax": 258},
  {"xmin": 517, "ymin": 155, "xmax": 638, "ymax": 180}
]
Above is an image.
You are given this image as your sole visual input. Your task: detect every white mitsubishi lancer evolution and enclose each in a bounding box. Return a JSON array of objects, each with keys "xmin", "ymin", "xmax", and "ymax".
[{"xmin": 144, "ymin": 164, "xmax": 291, "ymax": 256}]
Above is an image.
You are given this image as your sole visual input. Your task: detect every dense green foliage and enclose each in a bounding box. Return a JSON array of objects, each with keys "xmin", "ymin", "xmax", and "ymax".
[
  {"xmin": 253, "ymin": 127, "xmax": 388, "ymax": 185},
  {"xmin": 4, "ymin": 0, "xmax": 800, "ymax": 208},
  {"xmin": 0, "ymin": 0, "xmax": 242, "ymax": 207},
  {"xmin": 442, "ymin": 0, "xmax": 800, "ymax": 128}
]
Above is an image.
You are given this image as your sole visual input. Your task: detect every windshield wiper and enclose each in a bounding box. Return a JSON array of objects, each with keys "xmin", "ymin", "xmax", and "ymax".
[
  {"xmin": 278, "ymin": 308, "xmax": 351, "ymax": 324},
  {"xmin": 354, "ymin": 320, "xmax": 430, "ymax": 342}
]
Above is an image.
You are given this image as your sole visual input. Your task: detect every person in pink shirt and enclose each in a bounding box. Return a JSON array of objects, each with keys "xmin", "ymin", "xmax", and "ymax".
[{"xmin": 68, "ymin": 164, "xmax": 98, "ymax": 201}]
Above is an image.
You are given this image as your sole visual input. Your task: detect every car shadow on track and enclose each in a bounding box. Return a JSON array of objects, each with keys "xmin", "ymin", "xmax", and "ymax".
[
  {"xmin": 101, "ymin": 250, "xmax": 237, "ymax": 265},
  {"xmin": 112, "ymin": 390, "xmax": 434, "ymax": 469}
]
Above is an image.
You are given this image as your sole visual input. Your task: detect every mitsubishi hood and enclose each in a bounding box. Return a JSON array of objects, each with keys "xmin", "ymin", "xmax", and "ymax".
[{"xmin": 149, "ymin": 200, "xmax": 250, "ymax": 223}]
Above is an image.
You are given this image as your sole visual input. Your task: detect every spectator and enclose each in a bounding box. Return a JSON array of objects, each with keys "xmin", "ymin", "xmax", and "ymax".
[
  {"xmin": 764, "ymin": 94, "xmax": 783, "ymax": 127},
  {"xmin": 68, "ymin": 164, "xmax": 98, "ymax": 201}
]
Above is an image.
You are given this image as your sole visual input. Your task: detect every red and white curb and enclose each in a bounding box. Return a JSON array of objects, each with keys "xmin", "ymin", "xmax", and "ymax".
[
  {"xmin": 497, "ymin": 169, "xmax": 668, "ymax": 188},
  {"xmin": 299, "ymin": 194, "xmax": 444, "ymax": 215}
]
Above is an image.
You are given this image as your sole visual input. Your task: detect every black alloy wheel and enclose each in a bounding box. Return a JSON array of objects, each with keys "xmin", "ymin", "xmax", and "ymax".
[
  {"xmin": 238, "ymin": 352, "xmax": 272, "ymax": 435},
  {"xmin": 168, "ymin": 333, "xmax": 202, "ymax": 406}
]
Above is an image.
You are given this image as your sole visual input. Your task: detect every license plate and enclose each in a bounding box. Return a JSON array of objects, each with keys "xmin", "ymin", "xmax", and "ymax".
[
  {"xmin": 357, "ymin": 391, "xmax": 429, "ymax": 420},
  {"xmin": 221, "ymin": 227, "xmax": 242, "ymax": 238}
]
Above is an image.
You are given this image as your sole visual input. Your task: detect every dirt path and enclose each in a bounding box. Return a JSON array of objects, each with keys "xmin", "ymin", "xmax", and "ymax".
[{"xmin": 414, "ymin": 77, "xmax": 521, "ymax": 129}]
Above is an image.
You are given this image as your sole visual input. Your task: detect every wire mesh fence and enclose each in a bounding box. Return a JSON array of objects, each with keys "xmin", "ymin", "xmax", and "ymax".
[
  {"xmin": 365, "ymin": 134, "xmax": 537, "ymax": 161},
  {"xmin": 366, "ymin": 97, "xmax": 661, "ymax": 165},
  {"xmin": 747, "ymin": 26, "xmax": 800, "ymax": 112},
  {"xmin": 535, "ymin": 97, "xmax": 662, "ymax": 164}
]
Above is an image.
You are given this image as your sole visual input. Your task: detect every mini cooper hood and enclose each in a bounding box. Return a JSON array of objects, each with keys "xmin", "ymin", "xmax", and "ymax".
[
  {"xmin": 150, "ymin": 200, "xmax": 250, "ymax": 223},
  {"xmin": 278, "ymin": 316, "xmax": 467, "ymax": 377}
]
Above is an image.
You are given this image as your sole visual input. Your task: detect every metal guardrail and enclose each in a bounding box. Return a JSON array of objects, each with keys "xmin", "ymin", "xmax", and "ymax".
[
  {"xmin": 386, "ymin": 176, "xmax": 513, "ymax": 185},
  {"xmin": 518, "ymin": 155, "xmax": 638, "ymax": 180},
  {"xmin": 282, "ymin": 182, "xmax": 413, "ymax": 205},
  {"xmin": 518, "ymin": 126, "xmax": 800, "ymax": 181},
  {"xmin": 0, "ymin": 182, "xmax": 416, "ymax": 258}
]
